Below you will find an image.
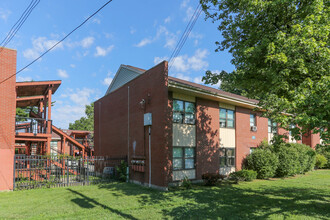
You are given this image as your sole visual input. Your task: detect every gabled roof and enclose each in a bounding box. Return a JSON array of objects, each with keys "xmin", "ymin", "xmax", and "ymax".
[
  {"xmin": 103, "ymin": 64, "xmax": 258, "ymax": 107},
  {"xmin": 105, "ymin": 65, "xmax": 145, "ymax": 95}
]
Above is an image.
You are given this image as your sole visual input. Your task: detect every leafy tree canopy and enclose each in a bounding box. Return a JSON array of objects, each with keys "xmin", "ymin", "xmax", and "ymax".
[
  {"xmin": 69, "ymin": 103, "xmax": 94, "ymax": 131},
  {"xmin": 201, "ymin": 0, "xmax": 329, "ymax": 144}
]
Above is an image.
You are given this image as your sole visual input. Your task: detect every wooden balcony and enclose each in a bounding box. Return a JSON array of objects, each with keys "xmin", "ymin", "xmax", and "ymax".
[{"xmin": 15, "ymin": 117, "xmax": 52, "ymax": 141}]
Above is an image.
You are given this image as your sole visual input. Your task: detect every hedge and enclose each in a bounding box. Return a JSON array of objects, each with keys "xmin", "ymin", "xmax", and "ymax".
[
  {"xmin": 245, "ymin": 148, "xmax": 278, "ymax": 179},
  {"xmin": 246, "ymin": 143, "xmax": 316, "ymax": 179}
]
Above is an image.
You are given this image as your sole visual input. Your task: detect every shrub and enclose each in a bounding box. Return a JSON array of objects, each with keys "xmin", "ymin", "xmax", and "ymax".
[
  {"xmin": 202, "ymin": 173, "xmax": 221, "ymax": 186},
  {"xmin": 229, "ymin": 170, "xmax": 257, "ymax": 183},
  {"xmin": 246, "ymin": 149, "xmax": 278, "ymax": 179},
  {"xmin": 276, "ymin": 144, "xmax": 301, "ymax": 177},
  {"xmin": 116, "ymin": 160, "xmax": 128, "ymax": 182},
  {"xmin": 316, "ymin": 144, "xmax": 330, "ymax": 168},
  {"xmin": 315, "ymin": 154, "xmax": 327, "ymax": 169},
  {"xmin": 290, "ymin": 143, "xmax": 316, "ymax": 173},
  {"xmin": 181, "ymin": 176, "xmax": 192, "ymax": 189}
]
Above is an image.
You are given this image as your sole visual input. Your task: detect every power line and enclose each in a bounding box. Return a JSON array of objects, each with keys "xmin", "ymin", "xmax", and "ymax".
[
  {"xmin": 0, "ymin": 0, "xmax": 40, "ymax": 54},
  {"xmin": 0, "ymin": 0, "xmax": 114, "ymax": 85},
  {"xmin": 168, "ymin": 3, "xmax": 202, "ymax": 71}
]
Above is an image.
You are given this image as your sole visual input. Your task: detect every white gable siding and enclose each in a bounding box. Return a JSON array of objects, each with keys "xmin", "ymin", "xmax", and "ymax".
[{"xmin": 105, "ymin": 67, "xmax": 142, "ymax": 95}]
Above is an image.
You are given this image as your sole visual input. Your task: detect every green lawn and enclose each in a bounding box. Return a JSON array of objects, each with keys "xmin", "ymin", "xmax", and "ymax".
[{"xmin": 0, "ymin": 170, "xmax": 329, "ymax": 219}]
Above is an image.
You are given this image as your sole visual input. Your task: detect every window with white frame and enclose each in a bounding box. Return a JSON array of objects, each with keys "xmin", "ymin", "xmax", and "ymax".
[
  {"xmin": 219, "ymin": 148, "xmax": 235, "ymax": 167},
  {"xmin": 173, "ymin": 147, "xmax": 195, "ymax": 170},
  {"xmin": 219, "ymin": 108, "xmax": 235, "ymax": 128},
  {"xmin": 173, "ymin": 100, "xmax": 195, "ymax": 124},
  {"xmin": 268, "ymin": 119, "xmax": 277, "ymax": 133}
]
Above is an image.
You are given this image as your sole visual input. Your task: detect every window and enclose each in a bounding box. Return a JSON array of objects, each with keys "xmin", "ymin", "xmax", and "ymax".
[
  {"xmin": 220, "ymin": 108, "xmax": 235, "ymax": 128},
  {"xmin": 219, "ymin": 148, "xmax": 235, "ymax": 167},
  {"xmin": 289, "ymin": 124, "xmax": 296, "ymax": 136},
  {"xmin": 268, "ymin": 119, "xmax": 277, "ymax": 133},
  {"xmin": 250, "ymin": 114, "xmax": 256, "ymax": 127},
  {"xmin": 173, "ymin": 147, "xmax": 195, "ymax": 170},
  {"xmin": 173, "ymin": 100, "xmax": 195, "ymax": 124}
]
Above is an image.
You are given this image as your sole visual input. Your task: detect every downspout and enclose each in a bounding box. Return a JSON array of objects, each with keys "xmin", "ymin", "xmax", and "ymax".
[
  {"xmin": 149, "ymin": 126, "xmax": 151, "ymax": 187},
  {"xmin": 127, "ymin": 86, "xmax": 130, "ymax": 182}
]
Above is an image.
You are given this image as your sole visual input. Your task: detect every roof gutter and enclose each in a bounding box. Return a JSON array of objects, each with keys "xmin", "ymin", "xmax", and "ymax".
[{"xmin": 168, "ymin": 80, "xmax": 259, "ymax": 109}]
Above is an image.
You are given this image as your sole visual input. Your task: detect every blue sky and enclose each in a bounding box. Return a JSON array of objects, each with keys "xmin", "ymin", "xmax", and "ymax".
[{"xmin": 0, "ymin": 0, "xmax": 234, "ymax": 129}]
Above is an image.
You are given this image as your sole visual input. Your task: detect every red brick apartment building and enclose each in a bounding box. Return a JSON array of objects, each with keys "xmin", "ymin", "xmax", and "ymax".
[
  {"xmin": 0, "ymin": 47, "xmax": 93, "ymax": 191},
  {"xmin": 95, "ymin": 61, "xmax": 321, "ymax": 190}
]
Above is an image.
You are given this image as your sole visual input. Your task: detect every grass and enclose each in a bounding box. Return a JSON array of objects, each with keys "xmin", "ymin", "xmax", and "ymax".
[{"xmin": 0, "ymin": 170, "xmax": 329, "ymax": 219}]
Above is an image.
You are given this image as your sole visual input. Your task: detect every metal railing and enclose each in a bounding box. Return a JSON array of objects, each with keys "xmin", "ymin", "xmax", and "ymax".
[
  {"xmin": 13, "ymin": 155, "xmax": 127, "ymax": 190},
  {"xmin": 15, "ymin": 117, "xmax": 52, "ymax": 134}
]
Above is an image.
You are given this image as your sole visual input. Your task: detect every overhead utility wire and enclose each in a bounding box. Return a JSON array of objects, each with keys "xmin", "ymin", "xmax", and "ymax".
[
  {"xmin": 168, "ymin": 3, "xmax": 202, "ymax": 71},
  {"xmin": 0, "ymin": 0, "xmax": 40, "ymax": 54},
  {"xmin": 169, "ymin": 5, "xmax": 202, "ymax": 70},
  {"xmin": 0, "ymin": 0, "xmax": 114, "ymax": 85}
]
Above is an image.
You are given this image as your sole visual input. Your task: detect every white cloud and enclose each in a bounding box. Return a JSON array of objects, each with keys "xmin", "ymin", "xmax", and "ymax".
[
  {"xmin": 70, "ymin": 64, "xmax": 75, "ymax": 68},
  {"xmin": 81, "ymin": 37, "xmax": 94, "ymax": 48},
  {"xmin": 187, "ymin": 48, "xmax": 209, "ymax": 71},
  {"xmin": 135, "ymin": 26, "xmax": 177, "ymax": 49},
  {"xmin": 193, "ymin": 76, "xmax": 203, "ymax": 84},
  {"xmin": 69, "ymin": 88, "xmax": 95, "ymax": 105},
  {"xmin": 164, "ymin": 16, "xmax": 171, "ymax": 24},
  {"xmin": 154, "ymin": 56, "xmax": 169, "ymax": 65},
  {"xmin": 170, "ymin": 49, "xmax": 209, "ymax": 72},
  {"xmin": 94, "ymin": 45, "xmax": 114, "ymax": 57},
  {"xmin": 130, "ymin": 27, "xmax": 136, "ymax": 34},
  {"xmin": 104, "ymin": 33, "xmax": 113, "ymax": 39},
  {"xmin": 103, "ymin": 77, "xmax": 113, "ymax": 86},
  {"xmin": 51, "ymin": 87, "xmax": 101, "ymax": 128},
  {"xmin": 57, "ymin": 69, "xmax": 69, "ymax": 78},
  {"xmin": 135, "ymin": 38, "xmax": 152, "ymax": 47},
  {"xmin": 23, "ymin": 37, "xmax": 63, "ymax": 60},
  {"xmin": 154, "ymin": 48, "xmax": 208, "ymax": 72},
  {"xmin": 180, "ymin": 0, "xmax": 190, "ymax": 8},
  {"xmin": 16, "ymin": 75, "xmax": 32, "ymax": 82},
  {"xmin": 174, "ymin": 73, "xmax": 191, "ymax": 81},
  {"xmin": 92, "ymin": 18, "xmax": 101, "ymax": 24},
  {"xmin": 102, "ymin": 71, "xmax": 113, "ymax": 86},
  {"xmin": 171, "ymin": 56, "xmax": 189, "ymax": 72},
  {"xmin": 0, "ymin": 9, "xmax": 11, "ymax": 21},
  {"xmin": 184, "ymin": 6, "xmax": 194, "ymax": 22}
]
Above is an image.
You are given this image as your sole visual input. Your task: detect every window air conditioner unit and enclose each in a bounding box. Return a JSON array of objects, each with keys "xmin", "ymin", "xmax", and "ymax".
[{"xmin": 251, "ymin": 126, "xmax": 257, "ymax": 132}]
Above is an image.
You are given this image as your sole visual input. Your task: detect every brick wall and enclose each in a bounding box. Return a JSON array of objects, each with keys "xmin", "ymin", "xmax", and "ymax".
[
  {"xmin": 235, "ymin": 107, "xmax": 268, "ymax": 170},
  {"xmin": 95, "ymin": 61, "xmax": 171, "ymax": 188},
  {"xmin": 302, "ymin": 131, "xmax": 320, "ymax": 149},
  {"xmin": 196, "ymin": 98, "xmax": 220, "ymax": 179},
  {"xmin": 0, "ymin": 47, "xmax": 16, "ymax": 191}
]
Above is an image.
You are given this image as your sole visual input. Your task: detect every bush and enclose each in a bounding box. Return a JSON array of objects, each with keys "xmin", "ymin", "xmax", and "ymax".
[
  {"xmin": 290, "ymin": 143, "xmax": 316, "ymax": 173},
  {"xmin": 116, "ymin": 160, "xmax": 128, "ymax": 182},
  {"xmin": 275, "ymin": 143, "xmax": 316, "ymax": 177},
  {"xmin": 202, "ymin": 173, "xmax": 221, "ymax": 186},
  {"xmin": 181, "ymin": 176, "xmax": 192, "ymax": 189},
  {"xmin": 276, "ymin": 144, "xmax": 301, "ymax": 177},
  {"xmin": 229, "ymin": 170, "xmax": 257, "ymax": 183},
  {"xmin": 246, "ymin": 149, "xmax": 279, "ymax": 179},
  {"xmin": 315, "ymin": 154, "xmax": 327, "ymax": 169},
  {"xmin": 316, "ymin": 145, "xmax": 330, "ymax": 168}
]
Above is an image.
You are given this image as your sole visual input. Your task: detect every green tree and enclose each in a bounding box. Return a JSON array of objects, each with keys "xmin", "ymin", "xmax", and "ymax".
[
  {"xmin": 69, "ymin": 103, "xmax": 94, "ymax": 131},
  {"xmin": 201, "ymin": 0, "xmax": 329, "ymax": 144}
]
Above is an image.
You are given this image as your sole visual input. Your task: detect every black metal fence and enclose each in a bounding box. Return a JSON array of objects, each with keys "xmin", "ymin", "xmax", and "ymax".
[{"xmin": 13, "ymin": 155, "xmax": 127, "ymax": 190}]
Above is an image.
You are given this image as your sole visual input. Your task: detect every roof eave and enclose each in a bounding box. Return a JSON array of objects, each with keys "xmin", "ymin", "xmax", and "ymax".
[{"xmin": 168, "ymin": 80, "xmax": 259, "ymax": 109}]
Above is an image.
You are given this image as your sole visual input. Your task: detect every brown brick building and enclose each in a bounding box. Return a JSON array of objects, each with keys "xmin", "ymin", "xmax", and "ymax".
[
  {"xmin": 0, "ymin": 47, "xmax": 93, "ymax": 191},
  {"xmin": 95, "ymin": 61, "xmax": 321, "ymax": 190}
]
